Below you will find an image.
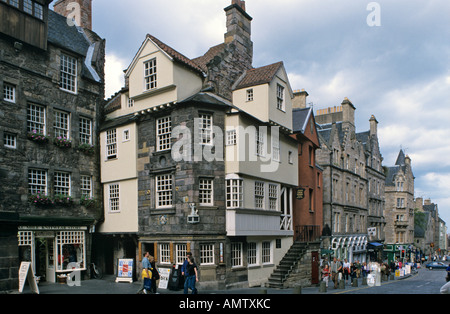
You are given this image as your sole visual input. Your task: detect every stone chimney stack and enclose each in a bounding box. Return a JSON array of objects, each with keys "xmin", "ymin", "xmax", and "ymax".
[
  {"xmin": 369, "ymin": 115, "xmax": 378, "ymax": 136},
  {"xmin": 224, "ymin": 0, "xmax": 253, "ymax": 65},
  {"xmin": 293, "ymin": 89, "xmax": 309, "ymax": 109},
  {"xmin": 54, "ymin": 0, "xmax": 92, "ymax": 30},
  {"xmin": 341, "ymin": 97, "xmax": 356, "ymax": 133}
]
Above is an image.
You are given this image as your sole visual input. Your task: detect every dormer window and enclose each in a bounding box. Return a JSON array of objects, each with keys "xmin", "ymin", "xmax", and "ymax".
[
  {"xmin": 144, "ymin": 58, "xmax": 157, "ymax": 90},
  {"xmin": 276, "ymin": 84, "xmax": 285, "ymax": 111}
]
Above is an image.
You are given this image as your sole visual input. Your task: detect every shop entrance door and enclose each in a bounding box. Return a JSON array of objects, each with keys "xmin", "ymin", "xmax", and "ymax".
[{"xmin": 36, "ymin": 237, "xmax": 55, "ymax": 283}]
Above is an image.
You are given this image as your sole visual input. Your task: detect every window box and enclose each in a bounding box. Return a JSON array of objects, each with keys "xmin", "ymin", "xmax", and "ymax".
[
  {"xmin": 80, "ymin": 196, "xmax": 97, "ymax": 209},
  {"xmin": 53, "ymin": 136, "xmax": 72, "ymax": 148},
  {"xmin": 28, "ymin": 193, "xmax": 53, "ymax": 207},
  {"xmin": 53, "ymin": 194, "xmax": 74, "ymax": 207},
  {"xmin": 27, "ymin": 130, "xmax": 49, "ymax": 144},
  {"xmin": 78, "ymin": 143, "xmax": 95, "ymax": 155}
]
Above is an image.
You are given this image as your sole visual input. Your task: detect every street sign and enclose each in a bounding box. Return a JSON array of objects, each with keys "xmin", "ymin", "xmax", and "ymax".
[{"xmin": 296, "ymin": 188, "xmax": 305, "ymax": 200}]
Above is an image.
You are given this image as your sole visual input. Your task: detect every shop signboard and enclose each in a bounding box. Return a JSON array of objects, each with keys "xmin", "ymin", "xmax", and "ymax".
[
  {"xmin": 116, "ymin": 259, "xmax": 134, "ymax": 283},
  {"xmin": 158, "ymin": 267, "xmax": 171, "ymax": 289},
  {"xmin": 18, "ymin": 262, "xmax": 39, "ymax": 294}
]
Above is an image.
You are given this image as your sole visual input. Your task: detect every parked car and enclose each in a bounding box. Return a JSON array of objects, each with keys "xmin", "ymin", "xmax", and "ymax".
[{"xmin": 425, "ymin": 262, "xmax": 448, "ymax": 270}]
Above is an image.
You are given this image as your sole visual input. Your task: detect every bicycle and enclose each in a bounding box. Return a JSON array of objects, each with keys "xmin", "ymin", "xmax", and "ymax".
[{"xmin": 89, "ymin": 262, "xmax": 103, "ymax": 279}]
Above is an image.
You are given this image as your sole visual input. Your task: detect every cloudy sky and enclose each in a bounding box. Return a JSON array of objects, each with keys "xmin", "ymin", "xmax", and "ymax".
[{"xmin": 86, "ymin": 0, "xmax": 450, "ymax": 227}]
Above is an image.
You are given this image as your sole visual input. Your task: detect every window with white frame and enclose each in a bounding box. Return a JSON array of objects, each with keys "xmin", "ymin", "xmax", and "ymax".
[
  {"xmin": 226, "ymin": 179, "xmax": 243, "ymax": 208},
  {"xmin": 54, "ymin": 110, "xmax": 70, "ymax": 139},
  {"xmin": 276, "ymin": 84, "xmax": 285, "ymax": 111},
  {"xmin": 127, "ymin": 97, "xmax": 134, "ymax": 108},
  {"xmin": 159, "ymin": 243, "xmax": 171, "ymax": 264},
  {"xmin": 27, "ymin": 103, "xmax": 46, "ymax": 134},
  {"xmin": 106, "ymin": 129, "xmax": 117, "ymax": 159},
  {"xmin": 247, "ymin": 242, "xmax": 258, "ymax": 266},
  {"xmin": 262, "ymin": 241, "xmax": 272, "ymax": 264},
  {"xmin": 268, "ymin": 184, "xmax": 278, "ymax": 210},
  {"xmin": 255, "ymin": 181, "xmax": 265, "ymax": 209},
  {"xmin": 199, "ymin": 114, "xmax": 213, "ymax": 145},
  {"xmin": 199, "ymin": 178, "xmax": 213, "ymax": 206},
  {"xmin": 200, "ymin": 244, "xmax": 214, "ymax": 265},
  {"xmin": 176, "ymin": 244, "xmax": 187, "ymax": 265},
  {"xmin": 122, "ymin": 129, "xmax": 130, "ymax": 142},
  {"xmin": 28, "ymin": 169, "xmax": 47, "ymax": 195},
  {"xmin": 109, "ymin": 183, "xmax": 119, "ymax": 212},
  {"xmin": 156, "ymin": 174, "xmax": 173, "ymax": 208},
  {"xmin": 144, "ymin": 58, "xmax": 157, "ymax": 90},
  {"xmin": 80, "ymin": 175, "xmax": 92, "ymax": 198},
  {"xmin": 3, "ymin": 83, "xmax": 15, "ymax": 103},
  {"xmin": 3, "ymin": 132, "xmax": 16, "ymax": 149},
  {"xmin": 246, "ymin": 89, "xmax": 253, "ymax": 102},
  {"xmin": 80, "ymin": 117, "xmax": 92, "ymax": 145},
  {"xmin": 256, "ymin": 128, "xmax": 265, "ymax": 156},
  {"xmin": 157, "ymin": 116, "xmax": 172, "ymax": 151},
  {"xmin": 226, "ymin": 129, "xmax": 236, "ymax": 146},
  {"xmin": 54, "ymin": 172, "xmax": 71, "ymax": 196},
  {"xmin": 231, "ymin": 242, "xmax": 243, "ymax": 267},
  {"xmin": 60, "ymin": 54, "xmax": 77, "ymax": 93},
  {"xmin": 56, "ymin": 231, "xmax": 85, "ymax": 271},
  {"xmin": 288, "ymin": 151, "xmax": 293, "ymax": 164}
]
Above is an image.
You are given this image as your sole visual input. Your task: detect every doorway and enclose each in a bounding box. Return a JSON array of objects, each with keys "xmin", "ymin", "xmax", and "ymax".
[{"xmin": 35, "ymin": 237, "xmax": 56, "ymax": 283}]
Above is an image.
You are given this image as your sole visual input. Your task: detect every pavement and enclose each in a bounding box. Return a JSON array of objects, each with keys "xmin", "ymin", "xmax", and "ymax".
[{"xmin": 14, "ymin": 269, "xmax": 416, "ymax": 295}]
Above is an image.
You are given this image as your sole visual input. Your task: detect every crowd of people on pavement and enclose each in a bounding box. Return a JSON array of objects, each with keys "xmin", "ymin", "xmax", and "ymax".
[
  {"xmin": 138, "ymin": 251, "xmax": 199, "ymax": 295},
  {"xmin": 320, "ymin": 255, "xmax": 450, "ymax": 294}
]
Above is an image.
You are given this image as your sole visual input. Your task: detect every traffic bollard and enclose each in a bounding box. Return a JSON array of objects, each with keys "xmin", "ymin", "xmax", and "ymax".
[{"xmin": 319, "ymin": 281, "xmax": 327, "ymax": 293}]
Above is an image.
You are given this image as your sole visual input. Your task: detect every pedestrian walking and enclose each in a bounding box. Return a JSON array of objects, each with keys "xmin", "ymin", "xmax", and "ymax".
[
  {"xmin": 149, "ymin": 255, "xmax": 160, "ymax": 294},
  {"xmin": 183, "ymin": 256, "xmax": 198, "ymax": 294},
  {"xmin": 350, "ymin": 263, "xmax": 357, "ymax": 283},
  {"xmin": 322, "ymin": 264, "xmax": 330, "ymax": 288},
  {"xmin": 330, "ymin": 257, "xmax": 342, "ymax": 289},
  {"xmin": 343, "ymin": 259, "xmax": 350, "ymax": 282},
  {"xmin": 138, "ymin": 252, "xmax": 152, "ymax": 294},
  {"xmin": 181, "ymin": 252, "xmax": 192, "ymax": 290}
]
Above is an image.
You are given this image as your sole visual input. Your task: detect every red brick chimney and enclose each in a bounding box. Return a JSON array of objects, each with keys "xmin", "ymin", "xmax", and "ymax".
[{"xmin": 54, "ymin": 0, "xmax": 92, "ymax": 30}]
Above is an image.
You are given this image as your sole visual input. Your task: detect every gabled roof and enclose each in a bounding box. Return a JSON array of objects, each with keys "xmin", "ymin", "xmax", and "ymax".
[
  {"xmin": 125, "ymin": 34, "xmax": 205, "ymax": 78},
  {"xmin": 233, "ymin": 62, "xmax": 284, "ymax": 90}
]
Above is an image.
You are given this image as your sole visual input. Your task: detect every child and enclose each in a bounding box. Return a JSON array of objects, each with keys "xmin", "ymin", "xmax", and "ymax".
[{"xmin": 322, "ymin": 264, "xmax": 330, "ymax": 287}]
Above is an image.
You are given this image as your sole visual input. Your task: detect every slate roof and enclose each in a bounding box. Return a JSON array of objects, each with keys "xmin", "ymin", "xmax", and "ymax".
[
  {"xmin": 48, "ymin": 10, "xmax": 90, "ymax": 57},
  {"xmin": 234, "ymin": 62, "xmax": 284, "ymax": 90},
  {"xmin": 292, "ymin": 107, "xmax": 312, "ymax": 134},
  {"xmin": 47, "ymin": 10, "xmax": 101, "ymax": 82}
]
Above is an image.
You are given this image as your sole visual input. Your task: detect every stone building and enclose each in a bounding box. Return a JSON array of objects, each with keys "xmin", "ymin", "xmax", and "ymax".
[
  {"xmin": 384, "ymin": 150, "xmax": 415, "ymax": 262},
  {"xmin": 98, "ymin": 0, "xmax": 300, "ymax": 289},
  {"xmin": 0, "ymin": 0, "xmax": 104, "ymax": 291},
  {"xmin": 315, "ymin": 98, "xmax": 385, "ymax": 263}
]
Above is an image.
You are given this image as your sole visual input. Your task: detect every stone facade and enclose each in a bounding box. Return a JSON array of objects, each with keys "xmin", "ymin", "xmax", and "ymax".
[
  {"xmin": 384, "ymin": 150, "xmax": 415, "ymax": 261},
  {"xmin": 316, "ymin": 98, "xmax": 385, "ymax": 262},
  {"xmin": 0, "ymin": 0, "xmax": 104, "ymax": 291}
]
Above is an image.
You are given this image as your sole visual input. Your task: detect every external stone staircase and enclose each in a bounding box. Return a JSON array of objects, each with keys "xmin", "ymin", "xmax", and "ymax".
[{"xmin": 267, "ymin": 242, "xmax": 307, "ymax": 288}]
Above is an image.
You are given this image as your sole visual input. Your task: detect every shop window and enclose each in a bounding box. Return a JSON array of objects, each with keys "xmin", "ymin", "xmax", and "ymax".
[{"xmin": 55, "ymin": 231, "xmax": 85, "ymax": 271}]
